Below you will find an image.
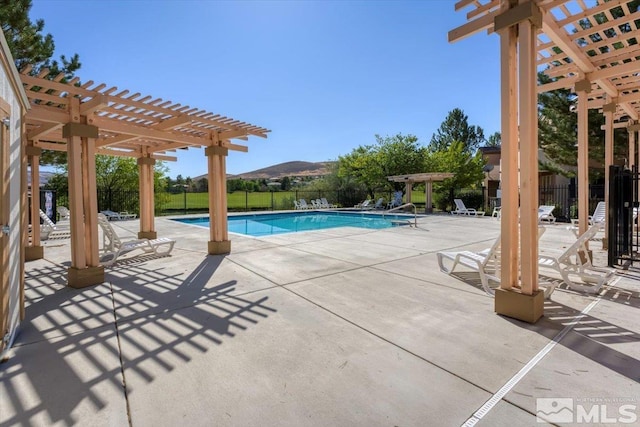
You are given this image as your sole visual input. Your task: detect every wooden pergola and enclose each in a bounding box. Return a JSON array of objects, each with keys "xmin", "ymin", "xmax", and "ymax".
[
  {"xmin": 387, "ymin": 173, "xmax": 455, "ymax": 213},
  {"xmin": 21, "ymin": 67, "xmax": 269, "ymax": 288},
  {"xmin": 450, "ymin": 0, "xmax": 639, "ymax": 322}
]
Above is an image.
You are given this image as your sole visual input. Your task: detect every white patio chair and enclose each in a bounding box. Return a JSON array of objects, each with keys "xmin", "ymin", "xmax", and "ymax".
[
  {"xmin": 451, "ymin": 199, "xmax": 484, "ymax": 216},
  {"xmin": 100, "ymin": 210, "xmax": 136, "ymax": 221},
  {"xmin": 355, "ymin": 199, "xmax": 371, "ymax": 209},
  {"xmin": 387, "ymin": 191, "xmax": 403, "ymax": 209},
  {"xmin": 57, "ymin": 206, "xmax": 70, "ymax": 221},
  {"xmin": 437, "ymin": 227, "xmax": 555, "ymax": 298},
  {"xmin": 38, "ymin": 209, "xmax": 71, "ymax": 240},
  {"xmin": 538, "ymin": 205, "xmax": 556, "ymax": 224},
  {"xmin": 571, "ymin": 201, "xmax": 605, "ymax": 230},
  {"xmin": 538, "ymin": 226, "xmax": 618, "ymax": 294},
  {"xmin": 298, "ymin": 199, "xmax": 312, "ymax": 210},
  {"xmin": 320, "ymin": 198, "xmax": 336, "ymax": 208},
  {"xmin": 98, "ymin": 213, "xmax": 175, "ymax": 266}
]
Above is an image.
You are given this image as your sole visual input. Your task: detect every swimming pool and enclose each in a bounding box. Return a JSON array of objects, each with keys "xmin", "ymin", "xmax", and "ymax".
[{"xmin": 174, "ymin": 211, "xmax": 414, "ymax": 237}]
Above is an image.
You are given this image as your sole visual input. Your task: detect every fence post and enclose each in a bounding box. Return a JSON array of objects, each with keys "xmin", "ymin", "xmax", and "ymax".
[
  {"xmin": 245, "ymin": 191, "xmax": 248, "ymax": 212},
  {"xmin": 271, "ymin": 191, "xmax": 274, "ymax": 211},
  {"xmin": 183, "ymin": 187, "xmax": 187, "ymax": 215}
]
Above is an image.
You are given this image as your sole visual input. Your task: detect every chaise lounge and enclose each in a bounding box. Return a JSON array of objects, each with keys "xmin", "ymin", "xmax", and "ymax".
[{"xmin": 98, "ymin": 213, "xmax": 175, "ymax": 266}]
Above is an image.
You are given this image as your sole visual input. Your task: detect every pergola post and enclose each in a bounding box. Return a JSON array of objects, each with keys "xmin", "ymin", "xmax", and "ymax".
[
  {"xmin": 138, "ymin": 153, "xmax": 157, "ymax": 239},
  {"xmin": 206, "ymin": 136, "xmax": 230, "ymax": 255},
  {"xmin": 629, "ymin": 123, "xmax": 636, "ymax": 170},
  {"xmin": 603, "ymin": 101, "xmax": 615, "ymax": 249},
  {"xmin": 64, "ymin": 98, "xmax": 104, "ymax": 288},
  {"xmin": 576, "ymin": 87, "xmax": 590, "ymax": 239},
  {"xmin": 25, "ymin": 144, "xmax": 43, "ymax": 261},
  {"xmin": 493, "ymin": 0, "xmax": 544, "ymax": 324},
  {"xmin": 497, "ymin": 5, "xmax": 518, "ymax": 292},
  {"xmin": 425, "ymin": 181, "xmax": 433, "ymax": 213},
  {"xmin": 405, "ymin": 182, "xmax": 412, "ymax": 204}
]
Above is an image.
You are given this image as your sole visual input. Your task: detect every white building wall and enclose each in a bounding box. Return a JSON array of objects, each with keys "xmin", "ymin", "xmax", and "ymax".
[{"xmin": 0, "ymin": 50, "xmax": 24, "ymax": 352}]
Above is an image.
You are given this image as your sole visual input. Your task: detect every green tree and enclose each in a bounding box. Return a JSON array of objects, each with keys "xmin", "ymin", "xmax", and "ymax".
[
  {"xmin": 429, "ymin": 108, "xmax": 485, "ymax": 153},
  {"xmin": 486, "ymin": 131, "xmax": 501, "ymax": 147},
  {"xmin": 280, "ymin": 176, "xmax": 291, "ymax": 191},
  {"xmin": 1, "ymin": 0, "xmax": 81, "ymax": 77},
  {"xmin": 537, "ymin": 73, "xmax": 627, "ymax": 181},
  {"xmin": 431, "ymin": 141, "xmax": 485, "ymax": 210},
  {"xmin": 337, "ymin": 134, "xmax": 426, "ymax": 198},
  {"xmin": 44, "ymin": 155, "xmax": 169, "ymax": 212},
  {"xmin": 1, "ymin": 0, "xmax": 82, "ymax": 166}
]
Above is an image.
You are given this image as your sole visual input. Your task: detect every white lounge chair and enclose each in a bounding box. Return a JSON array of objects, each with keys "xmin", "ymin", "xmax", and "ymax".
[
  {"xmin": 298, "ymin": 199, "xmax": 312, "ymax": 210},
  {"xmin": 97, "ymin": 213, "xmax": 175, "ymax": 266},
  {"xmin": 538, "ymin": 226, "xmax": 618, "ymax": 294},
  {"xmin": 320, "ymin": 198, "xmax": 336, "ymax": 208},
  {"xmin": 372, "ymin": 198, "xmax": 385, "ymax": 210},
  {"xmin": 451, "ymin": 199, "xmax": 484, "ymax": 216},
  {"xmin": 437, "ymin": 227, "xmax": 555, "ymax": 298},
  {"xmin": 38, "ymin": 209, "xmax": 71, "ymax": 240},
  {"xmin": 571, "ymin": 201, "xmax": 605, "ymax": 229},
  {"xmin": 538, "ymin": 205, "xmax": 556, "ymax": 224},
  {"xmin": 57, "ymin": 206, "xmax": 70, "ymax": 221},
  {"xmin": 100, "ymin": 210, "xmax": 137, "ymax": 221},
  {"xmin": 355, "ymin": 199, "xmax": 371, "ymax": 209},
  {"xmin": 387, "ymin": 191, "xmax": 403, "ymax": 209}
]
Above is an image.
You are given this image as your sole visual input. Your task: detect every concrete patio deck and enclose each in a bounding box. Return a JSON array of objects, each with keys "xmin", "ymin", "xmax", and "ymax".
[{"xmin": 1, "ymin": 213, "xmax": 639, "ymax": 426}]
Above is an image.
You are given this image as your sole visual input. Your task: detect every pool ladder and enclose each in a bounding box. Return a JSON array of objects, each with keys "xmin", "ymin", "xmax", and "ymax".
[{"xmin": 383, "ymin": 203, "xmax": 417, "ymax": 227}]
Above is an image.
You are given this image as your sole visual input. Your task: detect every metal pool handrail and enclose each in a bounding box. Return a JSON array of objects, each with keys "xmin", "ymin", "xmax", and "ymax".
[{"xmin": 383, "ymin": 203, "xmax": 417, "ymax": 227}]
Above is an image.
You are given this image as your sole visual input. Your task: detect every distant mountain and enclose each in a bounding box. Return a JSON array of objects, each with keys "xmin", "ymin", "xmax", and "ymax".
[
  {"xmin": 193, "ymin": 161, "xmax": 334, "ymax": 181},
  {"xmin": 27, "ymin": 171, "xmax": 56, "ymax": 187}
]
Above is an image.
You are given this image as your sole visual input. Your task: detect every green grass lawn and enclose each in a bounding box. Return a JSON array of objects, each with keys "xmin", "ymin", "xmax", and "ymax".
[{"xmin": 160, "ymin": 191, "xmax": 428, "ymax": 213}]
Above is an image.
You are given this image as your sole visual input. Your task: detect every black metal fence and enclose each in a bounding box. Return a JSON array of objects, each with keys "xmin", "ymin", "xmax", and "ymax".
[{"xmin": 48, "ymin": 185, "xmax": 607, "ymax": 221}]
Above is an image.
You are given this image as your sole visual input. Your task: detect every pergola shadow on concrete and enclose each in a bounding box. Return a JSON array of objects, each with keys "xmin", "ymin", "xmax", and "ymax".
[
  {"xmin": 20, "ymin": 67, "xmax": 269, "ymax": 288},
  {"xmin": 387, "ymin": 173, "xmax": 454, "ymax": 213},
  {"xmin": 450, "ymin": 0, "xmax": 639, "ymax": 322}
]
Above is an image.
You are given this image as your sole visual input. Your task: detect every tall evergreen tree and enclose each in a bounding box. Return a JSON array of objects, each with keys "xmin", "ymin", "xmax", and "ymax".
[
  {"xmin": 1, "ymin": 0, "xmax": 81, "ymax": 165},
  {"xmin": 429, "ymin": 108, "xmax": 485, "ymax": 153},
  {"xmin": 1, "ymin": 0, "xmax": 80, "ymax": 78}
]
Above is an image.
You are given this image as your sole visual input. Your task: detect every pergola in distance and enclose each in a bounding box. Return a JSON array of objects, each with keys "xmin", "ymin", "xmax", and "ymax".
[
  {"xmin": 21, "ymin": 67, "xmax": 269, "ymax": 288},
  {"xmin": 450, "ymin": 0, "xmax": 640, "ymax": 323},
  {"xmin": 387, "ymin": 173, "xmax": 454, "ymax": 213}
]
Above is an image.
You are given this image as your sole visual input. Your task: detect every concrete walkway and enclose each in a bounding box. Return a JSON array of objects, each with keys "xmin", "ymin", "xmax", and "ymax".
[{"xmin": 1, "ymin": 214, "xmax": 638, "ymax": 426}]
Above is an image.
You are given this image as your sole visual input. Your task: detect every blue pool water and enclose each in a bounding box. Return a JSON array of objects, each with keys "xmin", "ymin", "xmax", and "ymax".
[{"xmin": 173, "ymin": 211, "xmax": 413, "ymax": 237}]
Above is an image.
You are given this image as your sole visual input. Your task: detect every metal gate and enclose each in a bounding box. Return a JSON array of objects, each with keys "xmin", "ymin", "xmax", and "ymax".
[{"xmin": 608, "ymin": 165, "xmax": 639, "ymax": 267}]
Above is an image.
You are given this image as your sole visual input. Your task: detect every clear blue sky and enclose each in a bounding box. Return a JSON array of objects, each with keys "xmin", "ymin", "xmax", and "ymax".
[{"xmin": 32, "ymin": 0, "xmax": 501, "ymax": 178}]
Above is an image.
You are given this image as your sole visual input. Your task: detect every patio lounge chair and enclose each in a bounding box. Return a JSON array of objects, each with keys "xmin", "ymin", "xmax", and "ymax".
[
  {"xmin": 437, "ymin": 227, "xmax": 555, "ymax": 298},
  {"xmin": 320, "ymin": 198, "xmax": 336, "ymax": 208},
  {"xmin": 38, "ymin": 209, "xmax": 71, "ymax": 240},
  {"xmin": 373, "ymin": 198, "xmax": 385, "ymax": 210},
  {"xmin": 451, "ymin": 199, "xmax": 484, "ymax": 216},
  {"xmin": 355, "ymin": 199, "xmax": 371, "ymax": 209},
  {"xmin": 57, "ymin": 206, "xmax": 70, "ymax": 221},
  {"xmin": 387, "ymin": 191, "xmax": 403, "ymax": 209},
  {"xmin": 298, "ymin": 199, "xmax": 312, "ymax": 210},
  {"xmin": 100, "ymin": 210, "xmax": 137, "ymax": 221},
  {"xmin": 538, "ymin": 205, "xmax": 556, "ymax": 224},
  {"xmin": 571, "ymin": 201, "xmax": 606, "ymax": 229},
  {"xmin": 538, "ymin": 225, "xmax": 618, "ymax": 294},
  {"xmin": 97, "ymin": 213, "xmax": 175, "ymax": 266}
]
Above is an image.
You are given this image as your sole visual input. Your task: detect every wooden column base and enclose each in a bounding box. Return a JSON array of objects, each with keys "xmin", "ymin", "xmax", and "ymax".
[
  {"xmin": 138, "ymin": 231, "xmax": 157, "ymax": 239},
  {"xmin": 601, "ymin": 238, "xmax": 608, "ymax": 250},
  {"xmin": 208, "ymin": 240, "xmax": 231, "ymax": 255},
  {"xmin": 495, "ymin": 288, "xmax": 544, "ymax": 324},
  {"xmin": 425, "ymin": 207, "xmax": 433, "ymax": 214},
  {"xmin": 25, "ymin": 246, "xmax": 44, "ymax": 261},
  {"xmin": 68, "ymin": 266, "xmax": 105, "ymax": 289}
]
